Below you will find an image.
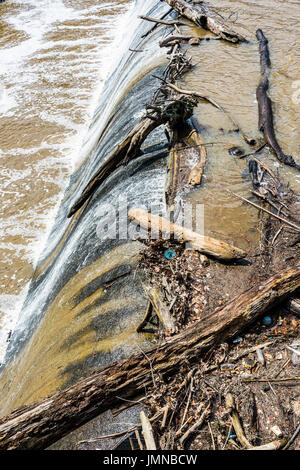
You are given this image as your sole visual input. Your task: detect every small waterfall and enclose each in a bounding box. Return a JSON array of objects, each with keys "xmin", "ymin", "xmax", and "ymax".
[{"xmin": 0, "ymin": 0, "xmax": 174, "ymax": 414}]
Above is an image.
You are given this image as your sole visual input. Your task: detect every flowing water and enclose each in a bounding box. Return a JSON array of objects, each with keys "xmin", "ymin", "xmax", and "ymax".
[{"xmin": 0, "ymin": 0, "xmax": 299, "ymax": 448}]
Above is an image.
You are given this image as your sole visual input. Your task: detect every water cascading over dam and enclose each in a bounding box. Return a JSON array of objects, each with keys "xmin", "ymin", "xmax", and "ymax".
[{"xmin": 0, "ymin": 0, "xmax": 173, "ymax": 414}]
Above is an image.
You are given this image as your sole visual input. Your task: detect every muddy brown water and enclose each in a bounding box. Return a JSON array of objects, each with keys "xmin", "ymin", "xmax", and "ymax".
[
  {"xmin": 0, "ymin": 0, "xmax": 131, "ymax": 358},
  {"xmin": 0, "ymin": 0, "xmax": 299, "ymax": 449}
]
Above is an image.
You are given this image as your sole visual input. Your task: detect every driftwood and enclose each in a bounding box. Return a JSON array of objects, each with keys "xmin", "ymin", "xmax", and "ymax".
[
  {"xmin": 67, "ymin": 117, "xmax": 162, "ymax": 217},
  {"xmin": 139, "ymin": 15, "xmax": 184, "ymax": 27},
  {"xmin": 187, "ymin": 123, "xmax": 207, "ymax": 185},
  {"xmin": 159, "ymin": 34, "xmax": 201, "ymax": 48},
  {"xmin": 162, "ymin": 0, "xmax": 246, "ymax": 43},
  {"xmin": 166, "ymin": 121, "xmax": 207, "ymax": 208},
  {"xmin": 128, "ymin": 208, "xmax": 246, "ymax": 260},
  {"xmin": 140, "ymin": 411, "xmax": 157, "ymax": 450},
  {"xmin": 0, "ymin": 265, "xmax": 299, "ymax": 449},
  {"xmin": 141, "ymin": 7, "xmax": 173, "ymax": 39},
  {"xmin": 142, "ymin": 283, "xmax": 176, "ymax": 332},
  {"xmin": 256, "ymin": 29, "xmax": 300, "ymax": 171}
]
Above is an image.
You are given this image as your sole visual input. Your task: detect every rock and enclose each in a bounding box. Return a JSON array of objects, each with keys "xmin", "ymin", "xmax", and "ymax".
[
  {"xmin": 289, "ymin": 340, "xmax": 300, "ymax": 367},
  {"xmin": 228, "ymin": 146, "xmax": 244, "ymax": 156},
  {"xmin": 188, "ymin": 38, "xmax": 201, "ymax": 45},
  {"xmin": 271, "ymin": 425, "xmax": 283, "ymax": 437}
]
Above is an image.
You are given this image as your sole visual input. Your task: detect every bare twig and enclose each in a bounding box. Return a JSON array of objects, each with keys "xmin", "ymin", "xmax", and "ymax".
[
  {"xmin": 179, "ymin": 406, "xmax": 210, "ymax": 446},
  {"xmin": 283, "ymin": 423, "xmax": 300, "ymax": 450},
  {"xmin": 226, "ymin": 188, "xmax": 300, "ymax": 232}
]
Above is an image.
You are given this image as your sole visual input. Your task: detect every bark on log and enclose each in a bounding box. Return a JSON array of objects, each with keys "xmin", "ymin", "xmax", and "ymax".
[
  {"xmin": 288, "ymin": 297, "xmax": 300, "ymax": 316},
  {"xmin": 256, "ymin": 29, "xmax": 300, "ymax": 171},
  {"xmin": 128, "ymin": 208, "xmax": 246, "ymax": 260},
  {"xmin": 162, "ymin": 0, "xmax": 246, "ymax": 43},
  {"xmin": 67, "ymin": 117, "xmax": 162, "ymax": 218},
  {"xmin": 0, "ymin": 265, "xmax": 299, "ymax": 450},
  {"xmin": 142, "ymin": 283, "xmax": 176, "ymax": 332}
]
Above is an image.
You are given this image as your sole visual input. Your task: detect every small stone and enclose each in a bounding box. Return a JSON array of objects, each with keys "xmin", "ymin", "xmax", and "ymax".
[
  {"xmin": 233, "ymin": 336, "xmax": 243, "ymax": 344},
  {"xmin": 228, "ymin": 146, "xmax": 244, "ymax": 157},
  {"xmin": 290, "ymin": 340, "xmax": 300, "ymax": 367},
  {"xmin": 262, "ymin": 315, "xmax": 272, "ymax": 326},
  {"xmin": 188, "ymin": 37, "xmax": 201, "ymax": 45},
  {"xmin": 241, "ymin": 373, "xmax": 252, "ymax": 379},
  {"xmin": 271, "ymin": 425, "xmax": 283, "ymax": 437}
]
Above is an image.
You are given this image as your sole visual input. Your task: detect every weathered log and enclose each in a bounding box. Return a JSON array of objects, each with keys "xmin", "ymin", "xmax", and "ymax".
[
  {"xmin": 128, "ymin": 208, "xmax": 246, "ymax": 260},
  {"xmin": 159, "ymin": 34, "xmax": 200, "ymax": 48},
  {"xmin": 0, "ymin": 265, "xmax": 299, "ymax": 450},
  {"xmin": 141, "ymin": 7, "xmax": 173, "ymax": 38},
  {"xmin": 162, "ymin": 0, "xmax": 246, "ymax": 43},
  {"xmin": 139, "ymin": 15, "xmax": 184, "ymax": 27},
  {"xmin": 256, "ymin": 29, "xmax": 300, "ymax": 171},
  {"xmin": 67, "ymin": 116, "xmax": 162, "ymax": 218},
  {"xmin": 165, "ymin": 121, "xmax": 206, "ymax": 208},
  {"xmin": 142, "ymin": 283, "xmax": 176, "ymax": 332}
]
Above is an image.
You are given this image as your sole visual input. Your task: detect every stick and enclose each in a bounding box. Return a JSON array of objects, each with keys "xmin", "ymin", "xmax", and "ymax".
[
  {"xmin": 225, "ymin": 393, "xmax": 252, "ymax": 449},
  {"xmin": 135, "ymin": 429, "xmax": 144, "ymax": 450},
  {"xmin": 136, "ymin": 300, "xmax": 153, "ymax": 333},
  {"xmin": 139, "ymin": 15, "xmax": 184, "ymax": 26},
  {"xmin": 283, "ymin": 423, "xmax": 300, "ymax": 450},
  {"xmin": 243, "ymin": 376, "xmax": 300, "ymax": 383},
  {"xmin": 141, "ymin": 7, "xmax": 173, "ymax": 38},
  {"xmin": 179, "ymin": 406, "xmax": 210, "ymax": 446},
  {"xmin": 248, "ymin": 439, "xmax": 287, "ymax": 450},
  {"xmin": 140, "ymin": 411, "xmax": 157, "ymax": 450},
  {"xmin": 226, "ymin": 189, "xmax": 300, "ymax": 232}
]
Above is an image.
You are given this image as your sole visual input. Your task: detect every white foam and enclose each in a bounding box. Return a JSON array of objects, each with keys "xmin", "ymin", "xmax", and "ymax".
[
  {"xmin": 0, "ymin": 1, "xmax": 140, "ymax": 361},
  {"xmin": 0, "ymin": 285, "xmax": 30, "ymax": 363}
]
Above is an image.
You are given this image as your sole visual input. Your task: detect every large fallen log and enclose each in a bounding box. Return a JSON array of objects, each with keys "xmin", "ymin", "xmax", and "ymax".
[
  {"xmin": 256, "ymin": 29, "xmax": 300, "ymax": 171},
  {"xmin": 0, "ymin": 265, "xmax": 299, "ymax": 450},
  {"xmin": 67, "ymin": 117, "xmax": 162, "ymax": 217},
  {"xmin": 162, "ymin": 0, "xmax": 246, "ymax": 43},
  {"xmin": 128, "ymin": 208, "xmax": 246, "ymax": 260}
]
